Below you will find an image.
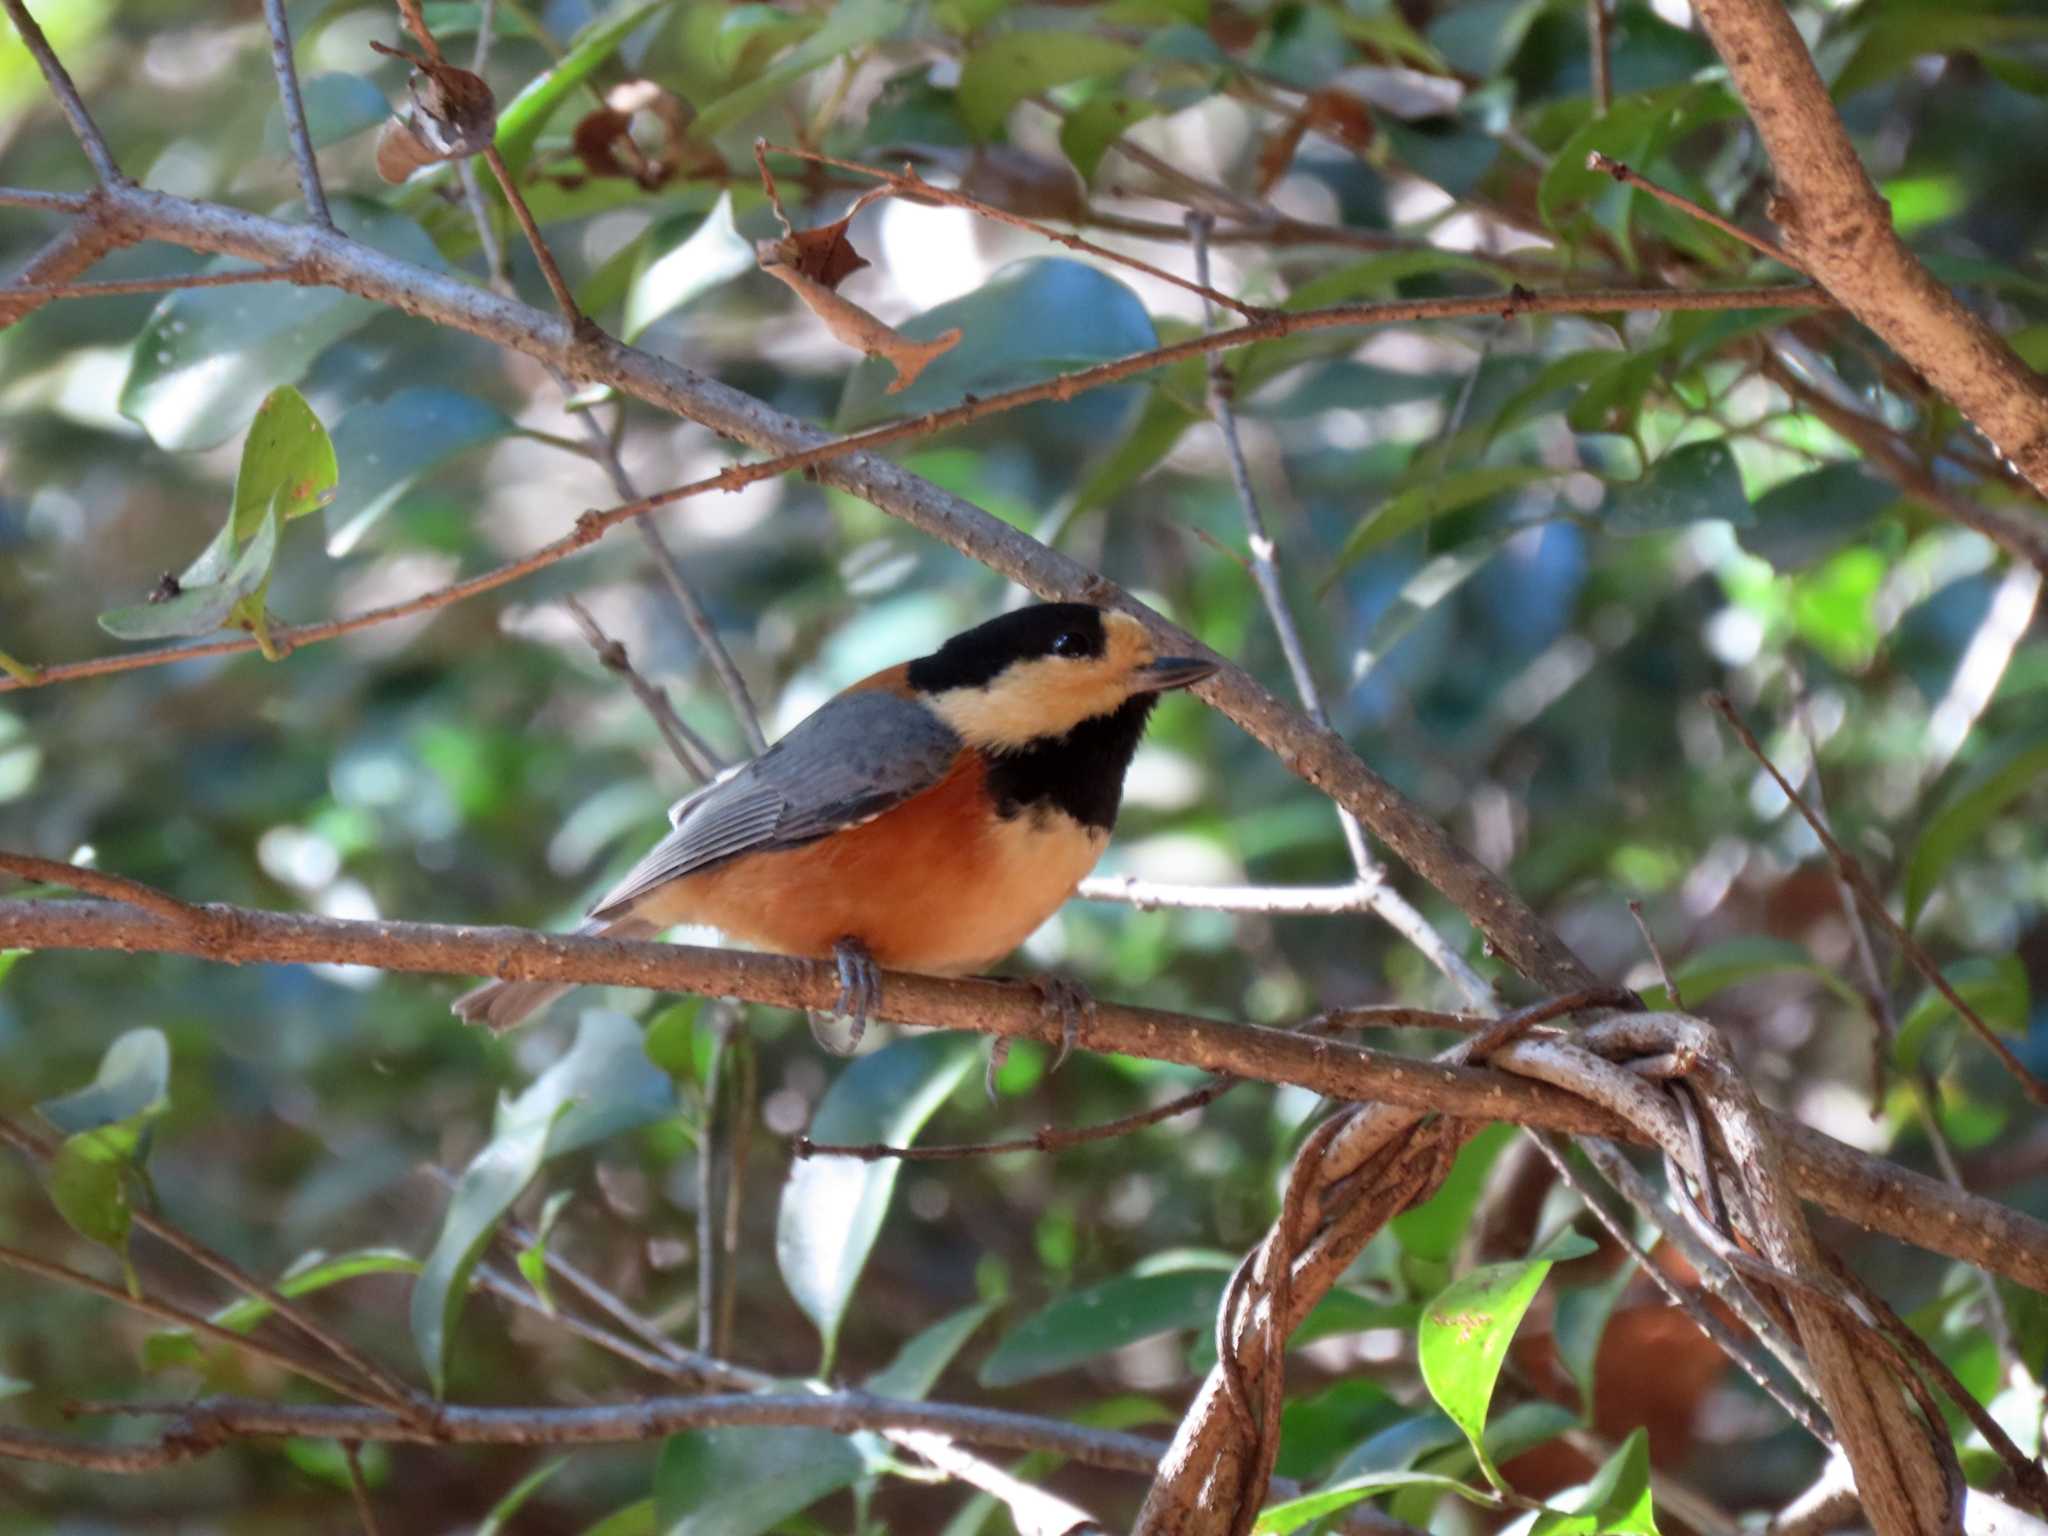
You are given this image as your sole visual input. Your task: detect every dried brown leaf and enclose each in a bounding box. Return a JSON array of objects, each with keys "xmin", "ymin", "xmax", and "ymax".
[{"xmin": 758, "ymin": 246, "xmax": 960, "ymax": 394}]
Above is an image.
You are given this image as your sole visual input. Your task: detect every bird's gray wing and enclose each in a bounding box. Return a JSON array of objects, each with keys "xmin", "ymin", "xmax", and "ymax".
[{"xmin": 587, "ymin": 689, "xmax": 962, "ymax": 922}]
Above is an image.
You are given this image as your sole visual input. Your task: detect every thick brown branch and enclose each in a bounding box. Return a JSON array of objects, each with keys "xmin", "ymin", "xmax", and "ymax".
[
  {"xmin": 1693, "ymin": 0, "xmax": 2048, "ymax": 498},
  {"xmin": 1, "ymin": 894, "xmax": 2043, "ymax": 1292}
]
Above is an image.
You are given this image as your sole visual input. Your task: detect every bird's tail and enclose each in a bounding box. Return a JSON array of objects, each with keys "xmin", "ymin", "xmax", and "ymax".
[{"xmin": 450, "ymin": 916, "xmax": 658, "ymax": 1033}]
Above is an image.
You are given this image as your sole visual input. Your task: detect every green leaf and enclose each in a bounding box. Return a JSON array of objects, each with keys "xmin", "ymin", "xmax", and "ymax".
[
  {"xmin": 492, "ymin": 0, "xmax": 670, "ymax": 174},
  {"xmin": 479, "ymin": 1457, "xmax": 570, "ymax": 1536},
  {"xmin": 1895, "ymin": 956, "xmax": 2030, "ymax": 1075},
  {"xmin": 323, "ymin": 388, "xmax": 515, "ymax": 554},
  {"xmin": 775, "ymin": 1032, "xmax": 977, "ymax": 1370},
  {"xmin": 688, "ymin": 0, "xmax": 909, "ymax": 141},
  {"xmin": 1739, "ymin": 463, "xmax": 1897, "ymax": 572},
  {"xmin": 1418, "ymin": 1232, "xmax": 1584, "ymax": 1487},
  {"xmin": 1602, "ymin": 441, "xmax": 1750, "ymax": 533},
  {"xmin": 1484, "ymin": 350, "xmax": 1626, "ymax": 444},
  {"xmin": 1336, "ymin": 466, "xmax": 1557, "ymax": 572},
  {"xmin": 120, "ymin": 198, "xmax": 443, "ymax": 452},
  {"xmin": 578, "ymin": 1500, "xmax": 657, "ymax": 1536},
  {"xmin": 1905, "ymin": 733, "xmax": 2048, "ymax": 925},
  {"xmin": 1059, "ymin": 94, "xmax": 1157, "ymax": 181},
  {"xmin": 956, "ymin": 32, "xmax": 1138, "ymax": 139},
  {"xmin": 232, "ymin": 385, "xmax": 337, "ymax": 541},
  {"xmin": 1254, "ymin": 1469, "xmax": 1506, "ymax": 1535},
  {"xmin": 1553, "ymin": 1261, "xmax": 1635, "ymax": 1415},
  {"xmin": 98, "ymin": 503, "xmax": 280, "ymax": 642},
  {"xmin": 47, "ymin": 1117, "xmax": 152, "ymax": 1287},
  {"xmin": 148, "ymin": 1247, "xmax": 421, "ymax": 1370},
  {"xmin": 624, "ymin": 193, "xmax": 757, "ymax": 342},
  {"xmin": 413, "ymin": 1012, "xmax": 676, "ymax": 1392},
  {"xmin": 1636, "ymin": 936, "xmax": 1860, "ymax": 1012},
  {"xmin": 867, "ymin": 1299, "xmax": 996, "ymax": 1400},
  {"xmin": 260, "ymin": 72, "xmax": 389, "ymax": 153},
  {"xmin": 980, "ymin": 1264, "xmax": 1229, "ymax": 1387},
  {"xmin": 654, "ymin": 1427, "xmax": 865, "ymax": 1536},
  {"xmin": 37, "ymin": 1027, "xmax": 170, "ymax": 1133},
  {"xmin": 517, "ymin": 1189, "xmax": 575, "ymax": 1312},
  {"xmin": 1531, "ymin": 1427, "xmax": 1659, "ymax": 1536},
  {"xmin": 1069, "ymin": 367, "xmax": 1204, "ymax": 515},
  {"xmin": 836, "ymin": 257, "xmax": 1156, "ymax": 428}
]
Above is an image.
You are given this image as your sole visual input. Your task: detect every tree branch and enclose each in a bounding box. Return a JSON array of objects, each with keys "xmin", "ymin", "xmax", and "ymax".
[
  {"xmin": 1692, "ymin": 0, "xmax": 2048, "ymax": 499},
  {"xmin": 1, "ymin": 893, "xmax": 2042, "ymax": 1292},
  {"xmin": 0, "ymin": 0, "xmax": 123, "ymax": 184},
  {"xmin": 260, "ymin": 0, "xmax": 331, "ymax": 226}
]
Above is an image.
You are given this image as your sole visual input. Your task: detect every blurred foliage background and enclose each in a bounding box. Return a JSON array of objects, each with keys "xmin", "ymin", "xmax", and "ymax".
[{"xmin": 2, "ymin": 0, "xmax": 2047, "ymax": 1529}]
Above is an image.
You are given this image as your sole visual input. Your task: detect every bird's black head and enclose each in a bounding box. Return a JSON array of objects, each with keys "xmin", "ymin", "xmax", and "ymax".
[{"xmin": 908, "ymin": 603, "xmax": 1216, "ymax": 830}]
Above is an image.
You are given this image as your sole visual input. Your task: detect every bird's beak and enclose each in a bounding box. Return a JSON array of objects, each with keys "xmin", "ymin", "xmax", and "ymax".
[{"xmin": 1132, "ymin": 655, "xmax": 1219, "ymax": 692}]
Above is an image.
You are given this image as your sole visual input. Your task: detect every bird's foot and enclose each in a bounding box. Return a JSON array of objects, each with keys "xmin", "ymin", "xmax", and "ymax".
[
  {"xmin": 983, "ymin": 973, "xmax": 1097, "ymax": 1098},
  {"xmin": 810, "ymin": 936, "xmax": 881, "ymax": 1056}
]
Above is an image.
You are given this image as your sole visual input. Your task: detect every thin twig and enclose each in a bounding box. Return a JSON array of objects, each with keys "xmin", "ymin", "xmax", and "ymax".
[
  {"xmin": 0, "ymin": 267, "xmax": 299, "ymax": 300},
  {"xmin": 342, "ymin": 1441, "xmax": 382, "ymax": 1535},
  {"xmin": 765, "ymin": 141, "xmax": 1272, "ymax": 320},
  {"xmin": 798, "ymin": 1077, "xmax": 1234, "ymax": 1162},
  {"xmin": 0, "ymin": 1243, "xmax": 384, "ymax": 1408},
  {"xmin": 1708, "ymin": 690, "xmax": 2048, "ymax": 1104},
  {"xmin": 261, "ymin": 0, "xmax": 332, "ymax": 226},
  {"xmin": 0, "ymin": 0, "xmax": 124, "ymax": 184},
  {"xmin": 1588, "ymin": 153, "xmax": 1797, "ymax": 269},
  {"xmin": 478, "ymin": 143, "xmax": 584, "ymax": 330},
  {"xmin": 1587, "ymin": 0, "xmax": 1614, "ymax": 115},
  {"xmin": 0, "ymin": 186, "xmax": 94, "ymax": 211},
  {"xmin": 0, "ymin": 850, "xmax": 205, "ymax": 927},
  {"xmin": 1076, "ymin": 876, "xmax": 1379, "ymax": 915},
  {"xmin": 1189, "ymin": 212, "xmax": 1494, "ymax": 1010},
  {"xmin": 393, "ymin": 0, "xmax": 446, "ymax": 64},
  {"xmin": 562, "ymin": 597, "xmax": 722, "ymax": 782},
  {"xmin": 1626, "ymin": 899, "xmax": 1683, "ymax": 1010}
]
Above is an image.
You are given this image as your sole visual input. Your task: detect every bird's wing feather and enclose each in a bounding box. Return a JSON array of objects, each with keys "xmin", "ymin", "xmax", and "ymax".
[{"xmin": 588, "ymin": 689, "xmax": 961, "ymax": 922}]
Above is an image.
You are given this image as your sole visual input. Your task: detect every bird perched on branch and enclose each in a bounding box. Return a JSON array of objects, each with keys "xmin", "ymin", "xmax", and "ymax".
[{"xmin": 452, "ymin": 603, "xmax": 1216, "ymax": 1060}]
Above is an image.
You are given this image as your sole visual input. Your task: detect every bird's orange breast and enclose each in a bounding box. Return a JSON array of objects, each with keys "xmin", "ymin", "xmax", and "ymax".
[{"xmin": 625, "ymin": 750, "xmax": 1108, "ymax": 974}]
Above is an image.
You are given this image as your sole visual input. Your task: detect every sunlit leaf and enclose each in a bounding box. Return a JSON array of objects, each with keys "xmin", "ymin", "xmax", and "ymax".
[
  {"xmin": 148, "ymin": 1248, "xmax": 421, "ymax": 1369},
  {"xmin": 654, "ymin": 1427, "xmax": 864, "ymax": 1536},
  {"xmin": 1530, "ymin": 1427, "xmax": 1659, "ymax": 1536},
  {"xmin": 776, "ymin": 1032, "xmax": 977, "ymax": 1370},
  {"xmin": 98, "ymin": 504, "xmax": 279, "ymax": 641},
  {"xmin": 232, "ymin": 385, "xmax": 338, "ymax": 539},
  {"xmin": 1254, "ymin": 1469, "xmax": 1505, "ymax": 1535},
  {"xmin": 1418, "ymin": 1231, "xmax": 1591, "ymax": 1487},
  {"xmin": 517, "ymin": 1189, "xmax": 574, "ymax": 1312},
  {"xmin": 624, "ymin": 193, "xmax": 756, "ymax": 342}
]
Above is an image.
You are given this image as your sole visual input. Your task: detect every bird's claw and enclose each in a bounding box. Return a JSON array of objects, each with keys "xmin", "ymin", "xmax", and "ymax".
[
  {"xmin": 1032, "ymin": 974, "xmax": 1095, "ymax": 1076},
  {"xmin": 811, "ymin": 937, "xmax": 880, "ymax": 1057}
]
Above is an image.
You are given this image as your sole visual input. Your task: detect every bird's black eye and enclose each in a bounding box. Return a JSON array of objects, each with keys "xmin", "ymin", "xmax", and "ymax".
[{"xmin": 1049, "ymin": 631, "xmax": 1088, "ymax": 658}]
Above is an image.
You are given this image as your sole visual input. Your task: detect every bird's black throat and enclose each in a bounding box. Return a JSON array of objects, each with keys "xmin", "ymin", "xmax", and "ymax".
[{"xmin": 984, "ymin": 693, "xmax": 1157, "ymax": 832}]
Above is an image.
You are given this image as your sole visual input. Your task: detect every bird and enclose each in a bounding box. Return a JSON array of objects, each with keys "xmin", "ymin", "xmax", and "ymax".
[{"xmin": 451, "ymin": 602, "xmax": 1217, "ymax": 1059}]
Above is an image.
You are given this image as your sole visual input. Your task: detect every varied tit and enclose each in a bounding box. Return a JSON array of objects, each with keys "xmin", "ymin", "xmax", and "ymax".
[{"xmin": 452, "ymin": 603, "xmax": 1216, "ymax": 1058}]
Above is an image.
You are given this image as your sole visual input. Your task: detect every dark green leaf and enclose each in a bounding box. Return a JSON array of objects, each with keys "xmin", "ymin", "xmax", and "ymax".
[
  {"xmin": 836, "ymin": 258, "xmax": 1156, "ymax": 428},
  {"xmin": 1392, "ymin": 1124, "xmax": 1514, "ymax": 1264},
  {"xmin": 323, "ymin": 388, "xmax": 515, "ymax": 553},
  {"xmin": 1905, "ymin": 733, "xmax": 2048, "ymax": 925},
  {"xmin": 654, "ymin": 1427, "xmax": 865, "ymax": 1536},
  {"xmin": 980, "ymin": 1264, "xmax": 1229, "ymax": 1386},
  {"xmin": 413, "ymin": 1012, "xmax": 676, "ymax": 1392},
  {"xmin": 1636, "ymin": 935, "xmax": 1860, "ymax": 1012},
  {"xmin": 261, "ymin": 73, "xmax": 389, "ymax": 153},
  {"xmin": 1059, "ymin": 94, "xmax": 1158, "ymax": 181},
  {"xmin": 956, "ymin": 32, "xmax": 1138, "ymax": 139},
  {"xmin": 776, "ymin": 1033, "xmax": 977, "ymax": 1369},
  {"xmin": 1740, "ymin": 463, "xmax": 1897, "ymax": 572},
  {"xmin": 1336, "ymin": 466, "xmax": 1557, "ymax": 571},
  {"xmin": 867, "ymin": 1299, "xmax": 996, "ymax": 1400},
  {"xmin": 1895, "ymin": 956, "xmax": 2030, "ymax": 1075},
  {"xmin": 688, "ymin": 0, "xmax": 908, "ymax": 141},
  {"xmin": 1553, "ymin": 1261, "xmax": 1635, "ymax": 1414},
  {"xmin": 1602, "ymin": 441, "xmax": 1749, "ymax": 533},
  {"xmin": 120, "ymin": 199, "xmax": 443, "ymax": 452}
]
